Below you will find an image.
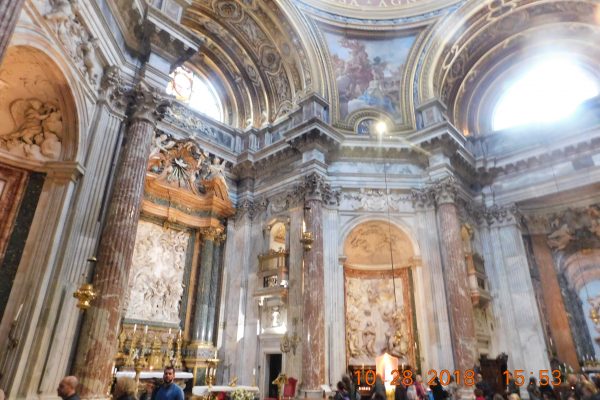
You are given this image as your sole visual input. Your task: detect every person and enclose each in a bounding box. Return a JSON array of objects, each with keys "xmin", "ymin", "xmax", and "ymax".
[
  {"xmin": 475, "ymin": 389, "xmax": 485, "ymax": 400},
  {"xmin": 528, "ymin": 377, "xmax": 542, "ymax": 400},
  {"xmin": 343, "ymin": 374, "xmax": 360, "ymax": 400},
  {"xmin": 507, "ymin": 372, "xmax": 521, "ymax": 398},
  {"xmin": 0, "ymin": 388, "xmax": 5, "ymax": 400},
  {"xmin": 335, "ymin": 381, "xmax": 350, "ymax": 400},
  {"xmin": 415, "ymin": 375, "xmax": 427, "ymax": 400},
  {"xmin": 57, "ymin": 376, "xmax": 80, "ymax": 400},
  {"xmin": 154, "ymin": 367, "xmax": 184, "ymax": 400},
  {"xmin": 141, "ymin": 379, "xmax": 159, "ymax": 400},
  {"xmin": 476, "ymin": 374, "xmax": 493, "ymax": 400},
  {"xmin": 446, "ymin": 376, "xmax": 459, "ymax": 400},
  {"xmin": 114, "ymin": 377, "xmax": 137, "ymax": 400},
  {"xmin": 429, "ymin": 377, "xmax": 448, "ymax": 400},
  {"xmin": 372, "ymin": 375, "xmax": 386, "ymax": 400},
  {"xmin": 395, "ymin": 379, "xmax": 408, "ymax": 400}
]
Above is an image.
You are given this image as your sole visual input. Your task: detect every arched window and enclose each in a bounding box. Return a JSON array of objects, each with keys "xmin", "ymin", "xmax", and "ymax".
[
  {"xmin": 492, "ymin": 56, "xmax": 599, "ymax": 131},
  {"xmin": 167, "ymin": 66, "xmax": 223, "ymax": 122}
]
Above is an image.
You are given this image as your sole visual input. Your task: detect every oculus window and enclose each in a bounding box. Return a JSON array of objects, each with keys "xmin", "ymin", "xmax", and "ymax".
[
  {"xmin": 492, "ymin": 56, "xmax": 599, "ymax": 131},
  {"xmin": 167, "ymin": 67, "xmax": 223, "ymax": 122}
]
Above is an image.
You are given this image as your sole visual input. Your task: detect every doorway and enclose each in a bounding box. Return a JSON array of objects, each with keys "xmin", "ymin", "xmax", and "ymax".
[{"xmin": 266, "ymin": 353, "xmax": 282, "ymax": 398}]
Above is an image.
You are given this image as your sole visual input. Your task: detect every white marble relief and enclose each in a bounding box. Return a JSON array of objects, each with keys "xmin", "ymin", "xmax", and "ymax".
[{"xmin": 125, "ymin": 220, "xmax": 190, "ymax": 324}]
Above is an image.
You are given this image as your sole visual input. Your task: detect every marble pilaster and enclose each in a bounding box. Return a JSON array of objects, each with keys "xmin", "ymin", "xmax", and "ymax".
[
  {"xmin": 74, "ymin": 82, "xmax": 170, "ymax": 398},
  {"xmin": 529, "ymin": 234, "xmax": 579, "ymax": 368},
  {"xmin": 482, "ymin": 206, "xmax": 549, "ymax": 372},
  {"xmin": 0, "ymin": 0, "xmax": 25, "ymax": 65},
  {"xmin": 323, "ymin": 207, "xmax": 344, "ymax": 384},
  {"xmin": 21, "ymin": 69, "xmax": 126, "ymax": 397},
  {"xmin": 432, "ymin": 179, "xmax": 477, "ymax": 373},
  {"xmin": 411, "ymin": 189, "xmax": 454, "ymax": 371}
]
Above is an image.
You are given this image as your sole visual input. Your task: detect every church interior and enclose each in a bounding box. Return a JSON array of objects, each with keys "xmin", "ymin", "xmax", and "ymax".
[{"xmin": 0, "ymin": 0, "xmax": 600, "ymax": 399}]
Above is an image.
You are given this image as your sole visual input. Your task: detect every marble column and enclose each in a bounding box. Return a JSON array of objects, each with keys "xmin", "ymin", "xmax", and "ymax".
[
  {"xmin": 301, "ymin": 173, "xmax": 328, "ymax": 396},
  {"xmin": 431, "ymin": 178, "xmax": 477, "ymax": 373},
  {"xmin": 0, "ymin": 0, "xmax": 25, "ymax": 65},
  {"xmin": 74, "ymin": 82, "xmax": 170, "ymax": 398},
  {"xmin": 530, "ymin": 234, "xmax": 579, "ymax": 368},
  {"xmin": 191, "ymin": 227, "xmax": 221, "ymax": 344},
  {"xmin": 205, "ymin": 233, "xmax": 225, "ymax": 344}
]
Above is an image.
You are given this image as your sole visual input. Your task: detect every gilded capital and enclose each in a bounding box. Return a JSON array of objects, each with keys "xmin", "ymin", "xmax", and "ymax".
[{"xmin": 199, "ymin": 226, "xmax": 225, "ymax": 242}]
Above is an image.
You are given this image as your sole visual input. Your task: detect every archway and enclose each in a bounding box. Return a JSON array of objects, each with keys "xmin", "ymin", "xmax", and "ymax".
[{"xmin": 343, "ymin": 220, "xmax": 418, "ymax": 373}]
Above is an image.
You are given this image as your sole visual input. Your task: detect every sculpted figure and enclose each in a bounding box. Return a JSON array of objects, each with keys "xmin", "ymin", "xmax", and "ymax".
[
  {"xmin": 363, "ymin": 321, "xmax": 377, "ymax": 357},
  {"xmin": 1, "ymin": 99, "xmax": 63, "ymax": 160}
]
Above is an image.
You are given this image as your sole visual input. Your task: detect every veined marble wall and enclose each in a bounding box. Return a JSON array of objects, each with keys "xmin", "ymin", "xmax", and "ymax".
[{"xmin": 126, "ymin": 220, "xmax": 190, "ymax": 325}]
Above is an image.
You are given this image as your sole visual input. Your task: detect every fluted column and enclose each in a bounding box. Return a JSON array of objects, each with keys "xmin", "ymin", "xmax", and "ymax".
[
  {"xmin": 431, "ymin": 178, "xmax": 476, "ymax": 374},
  {"xmin": 74, "ymin": 82, "xmax": 170, "ymax": 399},
  {"xmin": 205, "ymin": 232, "xmax": 225, "ymax": 344},
  {"xmin": 0, "ymin": 0, "xmax": 25, "ymax": 65},
  {"xmin": 300, "ymin": 173, "xmax": 338, "ymax": 396}
]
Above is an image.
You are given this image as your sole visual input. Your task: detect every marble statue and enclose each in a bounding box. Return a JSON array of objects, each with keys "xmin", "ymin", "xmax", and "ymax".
[{"xmin": 0, "ymin": 99, "xmax": 63, "ymax": 160}]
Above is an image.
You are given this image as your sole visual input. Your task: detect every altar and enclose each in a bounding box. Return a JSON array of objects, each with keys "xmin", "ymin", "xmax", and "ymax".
[
  {"xmin": 192, "ymin": 385, "xmax": 260, "ymax": 399},
  {"xmin": 116, "ymin": 371, "xmax": 194, "ymax": 380}
]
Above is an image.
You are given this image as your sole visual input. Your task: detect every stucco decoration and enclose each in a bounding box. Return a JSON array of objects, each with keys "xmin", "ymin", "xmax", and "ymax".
[
  {"xmin": 125, "ymin": 220, "xmax": 190, "ymax": 324},
  {"xmin": 0, "ymin": 99, "xmax": 63, "ymax": 160},
  {"xmin": 45, "ymin": 0, "xmax": 103, "ymax": 85},
  {"xmin": 344, "ymin": 221, "xmax": 413, "ymax": 267},
  {"xmin": 148, "ymin": 133, "xmax": 230, "ymax": 200}
]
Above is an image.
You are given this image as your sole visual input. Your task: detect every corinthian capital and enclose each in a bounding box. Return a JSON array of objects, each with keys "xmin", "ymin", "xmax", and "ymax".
[
  {"xmin": 484, "ymin": 204, "xmax": 521, "ymax": 227},
  {"xmin": 411, "ymin": 188, "xmax": 435, "ymax": 210},
  {"xmin": 199, "ymin": 226, "xmax": 225, "ymax": 242},
  {"xmin": 129, "ymin": 81, "xmax": 172, "ymax": 125},
  {"xmin": 99, "ymin": 66, "xmax": 128, "ymax": 112},
  {"xmin": 301, "ymin": 172, "xmax": 340, "ymax": 206},
  {"xmin": 430, "ymin": 177, "xmax": 458, "ymax": 205}
]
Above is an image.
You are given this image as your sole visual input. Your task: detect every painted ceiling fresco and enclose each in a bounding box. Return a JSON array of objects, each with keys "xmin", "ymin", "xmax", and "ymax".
[{"xmin": 323, "ymin": 31, "xmax": 416, "ymax": 121}]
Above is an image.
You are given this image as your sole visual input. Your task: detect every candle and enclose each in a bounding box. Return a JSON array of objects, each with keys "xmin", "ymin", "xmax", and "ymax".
[
  {"xmin": 133, "ymin": 324, "xmax": 137, "ymax": 333},
  {"xmin": 144, "ymin": 325, "xmax": 148, "ymax": 334},
  {"xmin": 178, "ymin": 329, "xmax": 182, "ymax": 337},
  {"xmin": 253, "ymin": 368, "xmax": 256, "ymax": 376},
  {"xmin": 169, "ymin": 328, "xmax": 172, "ymax": 335},
  {"xmin": 13, "ymin": 303, "xmax": 23, "ymax": 322}
]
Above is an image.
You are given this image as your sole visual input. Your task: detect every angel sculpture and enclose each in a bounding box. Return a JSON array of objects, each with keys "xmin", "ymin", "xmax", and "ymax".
[{"xmin": 1, "ymin": 99, "xmax": 63, "ymax": 160}]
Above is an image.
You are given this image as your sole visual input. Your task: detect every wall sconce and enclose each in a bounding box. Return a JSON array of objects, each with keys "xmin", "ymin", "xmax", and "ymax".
[
  {"xmin": 73, "ymin": 257, "xmax": 98, "ymax": 310},
  {"xmin": 280, "ymin": 318, "xmax": 301, "ymax": 355},
  {"xmin": 300, "ymin": 231, "xmax": 313, "ymax": 251}
]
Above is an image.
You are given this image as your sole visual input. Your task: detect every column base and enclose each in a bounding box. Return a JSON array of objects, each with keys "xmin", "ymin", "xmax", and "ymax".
[{"xmin": 185, "ymin": 342, "xmax": 219, "ymax": 386}]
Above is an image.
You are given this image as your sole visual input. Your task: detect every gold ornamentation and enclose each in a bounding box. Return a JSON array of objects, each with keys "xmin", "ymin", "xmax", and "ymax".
[
  {"xmin": 73, "ymin": 283, "xmax": 97, "ymax": 310},
  {"xmin": 300, "ymin": 231, "xmax": 313, "ymax": 251}
]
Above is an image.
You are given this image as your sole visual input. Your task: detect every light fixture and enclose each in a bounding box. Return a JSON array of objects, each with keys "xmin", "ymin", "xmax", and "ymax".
[
  {"xmin": 73, "ymin": 257, "xmax": 98, "ymax": 310},
  {"xmin": 280, "ymin": 318, "xmax": 301, "ymax": 355},
  {"xmin": 300, "ymin": 206, "xmax": 314, "ymax": 251}
]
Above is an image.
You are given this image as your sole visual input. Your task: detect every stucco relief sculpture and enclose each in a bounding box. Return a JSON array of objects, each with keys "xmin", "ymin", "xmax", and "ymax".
[
  {"xmin": 125, "ymin": 221, "xmax": 190, "ymax": 324},
  {"xmin": 345, "ymin": 275, "xmax": 411, "ymax": 364},
  {"xmin": 147, "ymin": 133, "xmax": 230, "ymax": 197},
  {"xmin": 0, "ymin": 99, "xmax": 63, "ymax": 160},
  {"xmin": 45, "ymin": 0, "xmax": 103, "ymax": 85},
  {"xmin": 546, "ymin": 205, "xmax": 600, "ymax": 250}
]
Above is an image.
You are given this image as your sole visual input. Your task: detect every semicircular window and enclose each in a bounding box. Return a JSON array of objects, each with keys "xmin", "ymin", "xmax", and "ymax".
[
  {"xmin": 167, "ymin": 67, "xmax": 223, "ymax": 122},
  {"xmin": 492, "ymin": 56, "xmax": 599, "ymax": 131}
]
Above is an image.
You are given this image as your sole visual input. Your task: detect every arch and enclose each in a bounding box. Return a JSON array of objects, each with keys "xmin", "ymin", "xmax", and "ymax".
[
  {"xmin": 6, "ymin": 26, "xmax": 88, "ymax": 163},
  {"xmin": 416, "ymin": 0, "xmax": 600, "ymax": 135},
  {"xmin": 338, "ymin": 215, "xmax": 421, "ymax": 262}
]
